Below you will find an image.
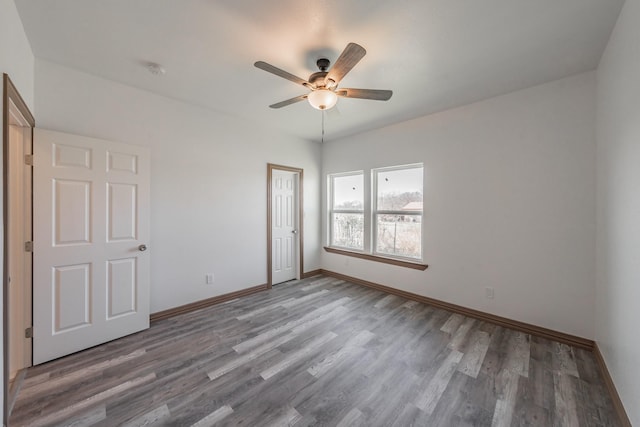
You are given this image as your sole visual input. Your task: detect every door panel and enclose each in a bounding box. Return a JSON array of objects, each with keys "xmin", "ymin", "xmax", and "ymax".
[
  {"xmin": 34, "ymin": 129, "xmax": 150, "ymax": 364},
  {"xmin": 272, "ymin": 170, "xmax": 297, "ymax": 284},
  {"xmin": 53, "ymin": 263, "xmax": 91, "ymax": 333},
  {"xmin": 54, "ymin": 143, "xmax": 91, "ymax": 168},
  {"xmin": 53, "ymin": 179, "xmax": 91, "ymax": 245},
  {"xmin": 107, "ymin": 183, "xmax": 137, "ymax": 241},
  {"xmin": 107, "ymin": 258, "xmax": 137, "ymax": 319},
  {"xmin": 107, "ymin": 150, "xmax": 137, "ymax": 173}
]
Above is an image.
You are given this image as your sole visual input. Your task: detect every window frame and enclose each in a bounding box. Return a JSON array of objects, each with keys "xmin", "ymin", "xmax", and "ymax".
[{"xmin": 326, "ymin": 164, "xmax": 427, "ymax": 269}]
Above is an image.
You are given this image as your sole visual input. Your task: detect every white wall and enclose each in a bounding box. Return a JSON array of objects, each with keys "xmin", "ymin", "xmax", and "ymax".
[
  {"xmin": 323, "ymin": 72, "xmax": 597, "ymax": 339},
  {"xmin": 596, "ymin": 0, "xmax": 640, "ymax": 423},
  {"xmin": 34, "ymin": 59, "xmax": 322, "ymax": 313},
  {"xmin": 0, "ymin": 0, "xmax": 34, "ymax": 110},
  {"xmin": 0, "ymin": 0, "xmax": 34, "ymax": 422}
]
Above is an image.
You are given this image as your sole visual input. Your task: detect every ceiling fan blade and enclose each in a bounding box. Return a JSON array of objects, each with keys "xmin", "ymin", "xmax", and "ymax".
[
  {"xmin": 269, "ymin": 94, "xmax": 308, "ymax": 109},
  {"xmin": 325, "ymin": 43, "xmax": 366, "ymax": 85},
  {"xmin": 336, "ymin": 88, "xmax": 393, "ymax": 101},
  {"xmin": 254, "ymin": 61, "xmax": 310, "ymax": 87}
]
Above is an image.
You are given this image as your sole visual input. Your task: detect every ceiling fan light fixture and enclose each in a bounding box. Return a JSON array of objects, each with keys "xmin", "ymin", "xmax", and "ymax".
[{"xmin": 307, "ymin": 89, "xmax": 338, "ymax": 110}]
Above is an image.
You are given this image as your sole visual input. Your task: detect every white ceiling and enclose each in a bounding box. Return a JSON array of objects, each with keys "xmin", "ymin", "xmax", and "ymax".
[{"xmin": 16, "ymin": 0, "xmax": 624, "ymax": 142}]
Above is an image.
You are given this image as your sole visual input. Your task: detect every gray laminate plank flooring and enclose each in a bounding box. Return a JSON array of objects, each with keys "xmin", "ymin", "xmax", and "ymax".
[{"xmin": 10, "ymin": 276, "xmax": 620, "ymax": 426}]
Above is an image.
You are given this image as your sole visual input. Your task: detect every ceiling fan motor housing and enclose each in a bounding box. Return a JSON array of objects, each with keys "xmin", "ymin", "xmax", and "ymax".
[
  {"xmin": 309, "ymin": 71, "xmax": 329, "ymax": 88},
  {"xmin": 309, "ymin": 58, "xmax": 336, "ymax": 89}
]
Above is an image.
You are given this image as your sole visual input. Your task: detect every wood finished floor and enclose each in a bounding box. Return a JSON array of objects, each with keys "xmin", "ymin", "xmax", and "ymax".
[{"xmin": 11, "ymin": 276, "xmax": 619, "ymax": 427}]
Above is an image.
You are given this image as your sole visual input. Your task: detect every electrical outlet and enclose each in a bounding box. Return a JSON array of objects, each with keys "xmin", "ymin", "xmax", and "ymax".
[
  {"xmin": 206, "ymin": 274, "xmax": 215, "ymax": 284},
  {"xmin": 485, "ymin": 287, "xmax": 495, "ymax": 299}
]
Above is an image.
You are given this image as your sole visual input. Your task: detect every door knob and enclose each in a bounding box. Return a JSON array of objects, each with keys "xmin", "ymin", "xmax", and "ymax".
[
  {"xmin": 138, "ymin": 244, "xmax": 147, "ymax": 251},
  {"xmin": 291, "ymin": 230, "xmax": 298, "ymax": 234}
]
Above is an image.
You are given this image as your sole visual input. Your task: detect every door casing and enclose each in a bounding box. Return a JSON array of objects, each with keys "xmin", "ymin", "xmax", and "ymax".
[
  {"xmin": 3, "ymin": 73, "xmax": 35, "ymax": 425},
  {"xmin": 7, "ymin": 99, "xmax": 33, "ymax": 378}
]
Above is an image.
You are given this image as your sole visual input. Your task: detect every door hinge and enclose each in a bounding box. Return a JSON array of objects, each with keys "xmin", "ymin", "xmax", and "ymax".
[
  {"xmin": 25, "ymin": 327, "xmax": 33, "ymax": 339},
  {"xmin": 24, "ymin": 154, "xmax": 34, "ymax": 166},
  {"xmin": 24, "ymin": 241, "xmax": 33, "ymax": 252}
]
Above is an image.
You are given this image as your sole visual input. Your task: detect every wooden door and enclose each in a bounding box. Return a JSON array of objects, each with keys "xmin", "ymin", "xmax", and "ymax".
[{"xmin": 33, "ymin": 129, "xmax": 150, "ymax": 364}]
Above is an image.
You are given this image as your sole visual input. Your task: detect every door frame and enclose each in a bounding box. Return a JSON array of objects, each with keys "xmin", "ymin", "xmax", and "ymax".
[
  {"xmin": 267, "ymin": 163, "xmax": 303, "ymax": 289},
  {"xmin": 3, "ymin": 74, "xmax": 35, "ymax": 425}
]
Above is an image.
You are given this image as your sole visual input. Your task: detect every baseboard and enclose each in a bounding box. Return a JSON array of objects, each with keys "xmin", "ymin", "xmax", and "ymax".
[
  {"xmin": 320, "ymin": 269, "xmax": 594, "ymax": 350},
  {"xmin": 150, "ymin": 270, "xmax": 324, "ymax": 322},
  {"xmin": 302, "ymin": 269, "xmax": 323, "ymax": 279},
  {"xmin": 150, "ymin": 283, "xmax": 268, "ymax": 322},
  {"xmin": 593, "ymin": 343, "xmax": 632, "ymax": 427}
]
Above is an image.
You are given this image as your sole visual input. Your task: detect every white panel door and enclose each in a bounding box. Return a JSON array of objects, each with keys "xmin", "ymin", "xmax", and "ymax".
[
  {"xmin": 33, "ymin": 129, "xmax": 150, "ymax": 364},
  {"xmin": 272, "ymin": 170, "xmax": 297, "ymax": 285}
]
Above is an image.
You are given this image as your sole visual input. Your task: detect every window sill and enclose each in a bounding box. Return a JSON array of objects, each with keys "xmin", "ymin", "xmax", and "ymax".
[{"xmin": 323, "ymin": 247, "xmax": 428, "ymax": 271}]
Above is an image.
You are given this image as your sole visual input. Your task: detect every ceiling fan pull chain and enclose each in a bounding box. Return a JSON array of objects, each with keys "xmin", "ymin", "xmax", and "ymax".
[{"xmin": 322, "ymin": 110, "xmax": 325, "ymax": 143}]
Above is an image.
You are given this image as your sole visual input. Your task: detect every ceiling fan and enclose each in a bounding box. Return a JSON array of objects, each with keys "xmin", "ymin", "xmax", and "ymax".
[{"xmin": 255, "ymin": 43, "xmax": 393, "ymax": 111}]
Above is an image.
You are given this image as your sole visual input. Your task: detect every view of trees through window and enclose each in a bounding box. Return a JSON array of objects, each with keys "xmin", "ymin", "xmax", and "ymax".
[
  {"xmin": 374, "ymin": 166, "xmax": 423, "ymax": 259},
  {"xmin": 332, "ymin": 213, "xmax": 364, "ymax": 249},
  {"xmin": 331, "ymin": 173, "xmax": 364, "ymax": 250},
  {"xmin": 376, "ymin": 214, "xmax": 422, "ymax": 258},
  {"xmin": 329, "ymin": 165, "xmax": 423, "ymax": 260}
]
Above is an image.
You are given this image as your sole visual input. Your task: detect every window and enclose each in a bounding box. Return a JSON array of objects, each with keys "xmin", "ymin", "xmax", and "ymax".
[
  {"xmin": 327, "ymin": 164, "xmax": 424, "ymax": 264},
  {"xmin": 373, "ymin": 165, "xmax": 423, "ymax": 259},
  {"xmin": 329, "ymin": 172, "xmax": 364, "ymax": 250}
]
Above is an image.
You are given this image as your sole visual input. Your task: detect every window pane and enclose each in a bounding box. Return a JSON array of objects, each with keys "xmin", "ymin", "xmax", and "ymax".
[
  {"xmin": 376, "ymin": 214, "xmax": 422, "ymax": 258},
  {"xmin": 376, "ymin": 167, "xmax": 423, "ymax": 211},
  {"xmin": 333, "ymin": 174, "xmax": 364, "ymax": 211},
  {"xmin": 332, "ymin": 213, "xmax": 364, "ymax": 250}
]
